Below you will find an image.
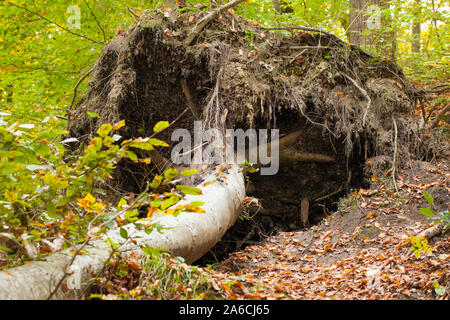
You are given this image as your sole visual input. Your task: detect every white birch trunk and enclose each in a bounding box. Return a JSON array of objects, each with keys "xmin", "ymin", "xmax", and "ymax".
[{"xmin": 0, "ymin": 165, "xmax": 245, "ymax": 299}]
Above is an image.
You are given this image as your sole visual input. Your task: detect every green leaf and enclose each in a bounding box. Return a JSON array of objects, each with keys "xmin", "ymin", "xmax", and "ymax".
[
  {"xmin": 423, "ymin": 191, "xmax": 434, "ymax": 206},
  {"xmin": 189, "ymin": 201, "xmax": 205, "ymax": 207},
  {"xmin": 419, "ymin": 207, "xmax": 434, "ymax": 217},
  {"xmin": 150, "ymin": 198, "xmax": 162, "ymax": 208},
  {"xmin": 176, "ymin": 185, "xmax": 202, "ymax": 195},
  {"xmin": 435, "ymin": 285, "xmax": 445, "ymax": 296},
  {"xmin": 142, "ymin": 246, "xmax": 166, "ymax": 257},
  {"xmin": 180, "ymin": 169, "xmax": 198, "ymax": 176},
  {"xmin": 160, "ymin": 197, "xmax": 175, "ymax": 210},
  {"xmin": 153, "ymin": 121, "xmax": 169, "ymax": 133},
  {"xmin": 149, "ymin": 175, "xmax": 163, "ymax": 189},
  {"xmin": 87, "ymin": 112, "xmax": 100, "ymax": 118},
  {"xmin": 122, "ymin": 150, "xmax": 138, "ymax": 162},
  {"xmin": 0, "ymin": 245, "xmax": 13, "ymax": 253},
  {"xmin": 119, "ymin": 227, "xmax": 128, "ymax": 239},
  {"xmin": 46, "ymin": 201, "xmax": 59, "ymax": 218},
  {"xmin": 124, "ymin": 209, "xmax": 139, "ymax": 220},
  {"xmin": 127, "ymin": 138, "xmax": 154, "ymax": 151},
  {"xmin": 148, "ymin": 138, "xmax": 169, "ymax": 147},
  {"xmin": 97, "ymin": 124, "xmax": 113, "ymax": 138},
  {"xmin": 164, "ymin": 168, "xmax": 178, "ymax": 180},
  {"xmin": 117, "ymin": 198, "xmax": 127, "ymax": 209}
]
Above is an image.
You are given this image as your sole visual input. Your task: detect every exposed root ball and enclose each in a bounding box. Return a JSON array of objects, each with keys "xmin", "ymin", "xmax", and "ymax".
[{"xmin": 66, "ymin": 7, "xmax": 442, "ymax": 231}]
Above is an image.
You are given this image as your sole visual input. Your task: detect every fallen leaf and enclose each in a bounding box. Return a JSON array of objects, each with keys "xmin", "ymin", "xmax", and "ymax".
[{"xmin": 365, "ymin": 211, "xmax": 378, "ymax": 219}]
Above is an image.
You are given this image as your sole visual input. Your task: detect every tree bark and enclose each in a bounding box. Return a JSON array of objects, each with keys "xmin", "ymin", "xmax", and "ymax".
[
  {"xmin": 348, "ymin": 0, "xmax": 367, "ymax": 47},
  {"xmin": 348, "ymin": 0, "xmax": 396, "ymax": 59},
  {"xmin": 411, "ymin": 0, "xmax": 421, "ymax": 53}
]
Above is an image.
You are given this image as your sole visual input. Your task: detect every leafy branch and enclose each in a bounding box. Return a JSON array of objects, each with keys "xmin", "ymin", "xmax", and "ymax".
[{"xmin": 8, "ymin": 2, "xmax": 104, "ymax": 44}]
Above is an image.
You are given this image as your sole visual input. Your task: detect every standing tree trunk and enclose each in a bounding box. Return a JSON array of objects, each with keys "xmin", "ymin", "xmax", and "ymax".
[
  {"xmin": 348, "ymin": 0, "xmax": 396, "ymax": 60},
  {"xmin": 376, "ymin": 0, "xmax": 396, "ymax": 60},
  {"xmin": 411, "ymin": 0, "xmax": 421, "ymax": 53},
  {"xmin": 348, "ymin": 0, "xmax": 367, "ymax": 47}
]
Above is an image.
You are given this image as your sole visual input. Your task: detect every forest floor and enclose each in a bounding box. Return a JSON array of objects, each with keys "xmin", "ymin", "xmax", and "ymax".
[
  {"xmin": 212, "ymin": 159, "xmax": 449, "ymax": 300},
  {"xmin": 92, "ymin": 158, "xmax": 449, "ymax": 300}
]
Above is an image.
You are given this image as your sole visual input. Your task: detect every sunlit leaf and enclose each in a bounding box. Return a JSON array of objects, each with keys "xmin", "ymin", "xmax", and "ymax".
[{"xmin": 153, "ymin": 121, "xmax": 169, "ymax": 133}]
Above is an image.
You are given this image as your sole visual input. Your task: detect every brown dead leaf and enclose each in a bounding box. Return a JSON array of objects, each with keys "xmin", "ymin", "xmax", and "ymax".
[
  {"xmin": 61, "ymin": 280, "xmax": 70, "ymax": 292},
  {"xmin": 365, "ymin": 211, "xmax": 378, "ymax": 219}
]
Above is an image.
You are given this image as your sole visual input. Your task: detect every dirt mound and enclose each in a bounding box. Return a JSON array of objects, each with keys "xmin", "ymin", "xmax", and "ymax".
[{"xmin": 66, "ymin": 5, "xmax": 443, "ymax": 237}]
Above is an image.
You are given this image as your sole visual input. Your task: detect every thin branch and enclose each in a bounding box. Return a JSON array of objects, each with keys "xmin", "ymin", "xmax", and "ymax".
[
  {"xmin": 67, "ymin": 68, "xmax": 94, "ymax": 114},
  {"xmin": 83, "ymin": 0, "xmax": 106, "ymax": 42},
  {"xmin": 428, "ymin": 103, "xmax": 450, "ymax": 130},
  {"xmin": 424, "ymin": 83, "xmax": 450, "ymax": 94},
  {"xmin": 127, "ymin": 7, "xmax": 139, "ymax": 23},
  {"xmin": 47, "ymin": 210, "xmax": 103, "ymax": 300},
  {"xmin": 313, "ymin": 186, "xmax": 344, "ymax": 202},
  {"xmin": 47, "ymin": 183, "xmax": 151, "ymax": 299},
  {"xmin": 263, "ymin": 25, "xmax": 337, "ymax": 38},
  {"xmin": 149, "ymin": 107, "xmax": 190, "ymax": 140},
  {"xmin": 9, "ymin": 2, "xmax": 103, "ymax": 44},
  {"xmin": 289, "ymin": 49, "xmax": 307, "ymax": 64},
  {"xmin": 289, "ymin": 46, "xmax": 332, "ymax": 50},
  {"xmin": 184, "ymin": 0, "xmax": 246, "ymax": 46}
]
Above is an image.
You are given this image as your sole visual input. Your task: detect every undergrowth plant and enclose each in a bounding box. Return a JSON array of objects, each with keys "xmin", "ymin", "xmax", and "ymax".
[
  {"xmin": 420, "ymin": 191, "xmax": 449, "ymax": 230},
  {"xmin": 409, "ymin": 191, "xmax": 448, "ymax": 259},
  {"xmin": 140, "ymin": 247, "xmax": 219, "ymax": 300},
  {"xmin": 0, "ymin": 112, "xmax": 203, "ymax": 267}
]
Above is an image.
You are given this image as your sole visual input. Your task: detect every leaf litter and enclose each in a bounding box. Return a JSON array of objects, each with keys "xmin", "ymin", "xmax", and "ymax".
[{"xmin": 89, "ymin": 159, "xmax": 449, "ymax": 300}]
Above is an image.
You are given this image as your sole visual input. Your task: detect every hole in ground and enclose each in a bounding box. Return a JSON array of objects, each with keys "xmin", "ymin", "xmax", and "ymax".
[{"xmin": 192, "ymin": 182, "xmax": 366, "ymax": 266}]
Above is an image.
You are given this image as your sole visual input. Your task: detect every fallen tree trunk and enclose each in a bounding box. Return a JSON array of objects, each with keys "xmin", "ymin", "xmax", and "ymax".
[
  {"xmin": 0, "ymin": 165, "xmax": 245, "ymax": 299},
  {"xmin": 0, "ymin": 2, "xmax": 442, "ymax": 299}
]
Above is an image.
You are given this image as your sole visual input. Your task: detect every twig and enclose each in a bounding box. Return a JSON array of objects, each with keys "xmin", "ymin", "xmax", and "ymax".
[
  {"xmin": 424, "ymin": 83, "xmax": 450, "ymax": 94},
  {"xmin": 418, "ymin": 224, "xmax": 443, "ymax": 240},
  {"xmin": 148, "ymin": 106, "xmax": 190, "ymax": 140},
  {"xmin": 47, "ymin": 211, "xmax": 103, "ymax": 300},
  {"xmin": 67, "ymin": 68, "xmax": 94, "ymax": 114},
  {"xmin": 263, "ymin": 25, "xmax": 337, "ymax": 39},
  {"xmin": 99, "ymin": 184, "xmax": 150, "ymax": 229},
  {"xmin": 391, "ymin": 116, "xmax": 399, "ymax": 195},
  {"xmin": 184, "ymin": 0, "xmax": 246, "ymax": 46},
  {"xmin": 127, "ymin": 7, "xmax": 139, "ymax": 22},
  {"xmin": 146, "ymin": 106, "xmax": 193, "ymax": 172},
  {"xmin": 47, "ymin": 184, "xmax": 150, "ymax": 299},
  {"xmin": 264, "ymin": 25, "xmax": 373, "ymax": 57},
  {"xmin": 55, "ymin": 115, "xmax": 68, "ymax": 120},
  {"xmin": 428, "ymin": 103, "xmax": 450, "ymax": 130},
  {"xmin": 9, "ymin": 2, "xmax": 103, "ymax": 44},
  {"xmin": 289, "ymin": 46, "xmax": 331, "ymax": 50},
  {"xmin": 313, "ymin": 186, "xmax": 344, "ymax": 202},
  {"xmin": 289, "ymin": 49, "xmax": 307, "ymax": 64},
  {"xmin": 47, "ymin": 237, "xmax": 90, "ymax": 299},
  {"xmin": 341, "ymin": 72, "xmax": 371, "ymax": 127},
  {"xmin": 83, "ymin": 0, "xmax": 106, "ymax": 42}
]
